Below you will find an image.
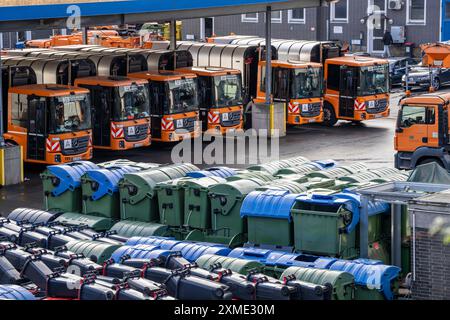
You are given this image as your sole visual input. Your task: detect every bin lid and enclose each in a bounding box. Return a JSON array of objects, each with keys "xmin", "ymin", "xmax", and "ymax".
[
  {"xmin": 307, "ymin": 167, "xmax": 352, "ymax": 179},
  {"xmin": 227, "ymin": 171, "xmax": 276, "ymax": 182},
  {"xmin": 247, "ymin": 162, "xmax": 290, "ymax": 175},
  {"xmin": 275, "ymin": 162, "xmax": 322, "ymax": 175},
  {"xmin": 187, "ymin": 166, "xmax": 236, "ymax": 178},
  {"xmin": 110, "ymin": 244, "xmax": 162, "ymax": 262},
  {"xmin": 209, "ymin": 179, "xmax": 265, "ymax": 197},
  {"xmin": 110, "ymin": 220, "xmax": 169, "ymax": 237},
  {"xmin": 338, "ymin": 172, "xmax": 381, "ymax": 183},
  {"xmin": 328, "ymin": 259, "xmax": 400, "ymax": 300},
  {"xmin": 0, "ymin": 285, "xmax": 36, "ymax": 300},
  {"xmin": 183, "ymin": 176, "xmax": 227, "ymax": 190},
  {"xmin": 157, "ymin": 163, "xmax": 199, "ymax": 179},
  {"xmin": 264, "ymin": 180, "xmax": 308, "ymax": 193},
  {"xmin": 86, "ymin": 166, "xmax": 140, "ymax": 200},
  {"xmin": 121, "ymin": 169, "xmax": 172, "ymax": 202},
  {"xmin": 54, "ymin": 212, "xmax": 114, "ymax": 231},
  {"xmin": 47, "ymin": 161, "xmax": 99, "ymax": 196},
  {"xmin": 169, "ymin": 242, "xmax": 231, "ymax": 262},
  {"xmin": 313, "ymin": 159, "xmax": 338, "ymax": 170},
  {"xmin": 7, "ymin": 208, "xmax": 61, "ymax": 225},
  {"xmin": 240, "ymin": 190, "xmax": 300, "ymax": 221},
  {"xmin": 294, "ymin": 191, "xmax": 389, "ymax": 233},
  {"xmin": 368, "ymin": 167, "xmax": 402, "ymax": 178}
]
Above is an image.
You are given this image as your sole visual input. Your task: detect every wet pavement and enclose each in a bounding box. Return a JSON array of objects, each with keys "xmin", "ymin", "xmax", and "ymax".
[{"xmin": 0, "ymin": 91, "xmax": 407, "ymax": 216}]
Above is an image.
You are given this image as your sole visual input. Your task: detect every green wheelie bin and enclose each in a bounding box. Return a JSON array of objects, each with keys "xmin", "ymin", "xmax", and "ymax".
[
  {"xmin": 275, "ymin": 162, "xmax": 322, "ymax": 176},
  {"xmin": 183, "ymin": 176, "xmax": 227, "ymax": 229},
  {"xmin": 196, "ymin": 254, "xmax": 264, "ymax": 275},
  {"xmin": 256, "ymin": 179, "xmax": 308, "ymax": 194},
  {"xmin": 65, "ymin": 240, "xmax": 122, "ymax": 264},
  {"xmin": 208, "ymin": 178, "xmax": 265, "ymax": 244},
  {"xmin": 110, "ymin": 220, "xmax": 170, "ymax": 238},
  {"xmin": 54, "ymin": 212, "xmax": 115, "ymax": 231},
  {"xmin": 226, "ymin": 171, "xmax": 277, "ymax": 183},
  {"xmin": 280, "ymin": 267, "xmax": 355, "ymax": 300}
]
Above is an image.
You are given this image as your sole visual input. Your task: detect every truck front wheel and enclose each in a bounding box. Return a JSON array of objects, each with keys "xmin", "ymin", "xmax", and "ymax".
[{"xmin": 322, "ymin": 103, "xmax": 338, "ymax": 127}]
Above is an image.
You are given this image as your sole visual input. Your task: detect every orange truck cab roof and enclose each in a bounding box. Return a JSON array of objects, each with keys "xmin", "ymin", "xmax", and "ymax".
[
  {"xmin": 177, "ymin": 66, "xmax": 241, "ymax": 77},
  {"xmin": 260, "ymin": 60, "xmax": 322, "ymax": 69},
  {"xmin": 129, "ymin": 70, "xmax": 197, "ymax": 82},
  {"xmin": 401, "ymin": 92, "xmax": 450, "ymax": 106},
  {"xmin": 74, "ymin": 76, "xmax": 148, "ymax": 87},
  {"xmin": 326, "ymin": 56, "xmax": 388, "ymax": 67},
  {"xmin": 8, "ymin": 84, "xmax": 89, "ymax": 97},
  {"xmin": 421, "ymin": 43, "xmax": 450, "ymax": 67}
]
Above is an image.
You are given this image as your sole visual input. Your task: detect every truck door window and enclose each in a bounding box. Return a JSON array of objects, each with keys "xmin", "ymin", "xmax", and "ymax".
[
  {"xmin": 400, "ymin": 106, "xmax": 427, "ymax": 127},
  {"xmin": 273, "ymin": 68, "xmax": 289, "ymax": 99},
  {"xmin": 11, "ymin": 94, "xmax": 29, "ymax": 128},
  {"xmin": 326, "ymin": 64, "xmax": 340, "ymax": 91}
]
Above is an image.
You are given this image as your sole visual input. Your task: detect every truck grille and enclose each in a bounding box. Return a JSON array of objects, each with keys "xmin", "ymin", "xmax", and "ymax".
[
  {"xmin": 366, "ymin": 99, "xmax": 388, "ymax": 114},
  {"xmin": 125, "ymin": 124, "xmax": 149, "ymax": 142},
  {"xmin": 61, "ymin": 136, "xmax": 89, "ymax": 156},
  {"xmin": 221, "ymin": 111, "xmax": 242, "ymax": 127},
  {"xmin": 300, "ymin": 103, "xmax": 322, "ymax": 117}
]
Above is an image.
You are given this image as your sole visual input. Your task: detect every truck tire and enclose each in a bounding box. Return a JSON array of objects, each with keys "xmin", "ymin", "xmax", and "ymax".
[
  {"xmin": 418, "ymin": 157, "xmax": 445, "ymax": 168},
  {"xmin": 323, "ymin": 103, "xmax": 338, "ymax": 127},
  {"xmin": 432, "ymin": 78, "xmax": 441, "ymax": 91}
]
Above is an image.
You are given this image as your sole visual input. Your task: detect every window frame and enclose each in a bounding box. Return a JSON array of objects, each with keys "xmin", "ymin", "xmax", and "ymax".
[
  {"xmin": 288, "ymin": 8, "xmax": 306, "ymax": 24},
  {"xmin": 241, "ymin": 13, "xmax": 259, "ymax": 23},
  {"xmin": 406, "ymin": 0, "xmax": 426, "ymax": 25},
  {"xmin": 270, "ymin": 10, "xmax": 283, "ymax": 23},
  {"xmin": 330, "ymin": 0, "xmax": 349, "ymax": 23}
]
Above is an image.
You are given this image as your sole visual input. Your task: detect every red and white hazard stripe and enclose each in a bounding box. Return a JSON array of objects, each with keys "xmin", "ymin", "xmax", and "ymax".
[
  {"xmin": 288, "ymin": 102, "xmax": 300, "ymax": 114},
  {"xmin": 88, "ymin": 135, "xmax": 93, "ymax": 147},
  {"xmin": 46, "ymin": 139, "xmax": 61, "ymax": 153},
  {"xmin": 111, "ymin": 123, "xmax": 124, "ymax": 138},
  {"xmin": 208, "ymin": 111, "xmax": 220, "ymax": 124},
  {"xmin": 354, "ymin": 100, "xmax": 366, "ymax": 111},
  {"xmin": 161, "ymin": 118, "xmax": 174, "ymax": 131}
]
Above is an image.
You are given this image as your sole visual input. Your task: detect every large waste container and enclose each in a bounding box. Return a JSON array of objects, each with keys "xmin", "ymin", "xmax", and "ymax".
[
  {"xmin": 241, "ymin": 190, "xmax": 299, "ymax": 247},
  {"xmin": 187, "ymin": 167, "xmax": 236, "ymax": 179},
  {"xmin": 81, "ymin": 165, "xmax": 140, "ymax": 219},
  {"xmin": 275, "ymin": 162, "xmax": 322, "ymax": 176},
  {"xmin": 110, "ymin": 220, "xmax": 170, "ymax": 238},
  {"xmin": 41, "ymin": 161, "xmax": 99, "ymax": 212},
  {"xmin": 55, "ymin": 212, "xmax": 115, "ymax": 231},
  {"xmin": 291, "ymin": 192, "xmax": 389, "ymax": 259},
  {"xmin": 196, "ymin": 254, "xmax": 264, "ymax": 275},
  {"xmin": 183, "ymin": 176, "xmax": 227, "ymax": 229},
  {"xmin": 280, "ymin": 267, "xmax": 355, "ymax": 300},
  {"xmin": 208, "ymin": 179, "xmax": 265, "ymax": 244},
  {"xmin": 155, "ymin": 178, "xmax": 193, "ymax": 227},
  {"xmin": 65, "ymin": 240, "xmax": 121, "ymax": 264},
  {"xmin": 119, "ymin": 163, "xmax": 199, "ymax": 222}
]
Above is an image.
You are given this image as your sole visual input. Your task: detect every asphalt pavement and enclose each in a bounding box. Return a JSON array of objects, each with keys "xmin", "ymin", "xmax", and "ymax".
[{"xmin": 0, "ymin": 90, "xmax": 407, "ymax": 216}]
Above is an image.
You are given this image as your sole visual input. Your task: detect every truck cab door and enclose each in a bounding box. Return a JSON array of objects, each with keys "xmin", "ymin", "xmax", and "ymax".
[
  {"xmin": 27, "ymin": 96, "xmax": 46, "ymax": 161},
  {"xmin": 339, "ymin": 67, "xmax": 356, "ymax": 118},
  {"xmin": 396, "ymin": 105, "xmax": 433, "ymax": 152},
  {"xmin": 92, "ymin": 87, "xmax": 111, "ymax": 147}
]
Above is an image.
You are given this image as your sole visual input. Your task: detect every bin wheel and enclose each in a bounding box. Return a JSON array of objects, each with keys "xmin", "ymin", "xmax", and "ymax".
[{"xmin": 322, "ymin": 103, "xmax": 337, "ymax": 127}]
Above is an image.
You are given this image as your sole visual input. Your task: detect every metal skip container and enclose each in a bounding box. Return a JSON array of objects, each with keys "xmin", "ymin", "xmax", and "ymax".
[
  {"xmin": 119, "ymin": 163, "xmax": 199, "ymax": 222},
  {"xmin": 240, "ymin": 190, "xmax": 300, "ymax": 247},
  {"xmin": 41, "ymin": 161, "xmax": 99, "ymax": 212},
  {"xmin": 207, "ymin": 178, "xmax": 266, "ymax": 245}
]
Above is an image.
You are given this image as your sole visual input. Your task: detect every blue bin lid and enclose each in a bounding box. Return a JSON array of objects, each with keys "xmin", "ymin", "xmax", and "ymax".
[
  {"xmin": 86, "ymin": 165, "xmax": 140, "ymax": 200},
  {"xmin": 328, "ymin": 259, "xmax": 401, "ymax": 300},
  {"xmin": 125, "ymin": 236, "xmax": 175, "ymax": 246},
  {"xmin": 169, "ymin": 242, "xmax": 231, "ymax": 262},
  {"xmin": 111, "ymin": 244, "xmax": 162, "ymax": 262},
  {"xmin": 295, "ymin": 191, "xmax": 389, "ymax": 233},
  {"xmin": 187, "ymin": 167, "xmax": 236, "ymax": 179},
  {"xmin": 240, "ymin": 190, "xmax": 300, "ymax": 222},
  {"xmin": 47, "ymin": 161, "xmax": 99, "ymax": 196},
  {"xmin": 0, "ymin": 285, "xmax": 36, "ymax": 300},
  {"xmin": 312, "ymin": 159, "xmax": 338, "ymax": 170}
]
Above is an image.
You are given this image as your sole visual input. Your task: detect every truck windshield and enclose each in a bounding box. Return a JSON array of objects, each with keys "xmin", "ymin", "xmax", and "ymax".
[
  {"xmin": 290, "ymin": 67, "xmax": 323, "ymax": 99},
  {"xmin": 113, "ymin": 84, "xmax": 150, "ymax": 121},
  {"xmin": 358, "ymin": 64, "xmax": 389, "ymax": 96},
  {"xmin": 213, "ymin": 74, "xmax": 243, "ymax": 108},
  {"xmin": 166, "ymin": 78, "xmax": 198, "ymax": 114},
  {"xmin": 49, "ymin": 94, "xmax": 92, "ymax": 134},
  {"xmin": 399, "ymin": 105, "xmax": 435, "ymax": 128}
]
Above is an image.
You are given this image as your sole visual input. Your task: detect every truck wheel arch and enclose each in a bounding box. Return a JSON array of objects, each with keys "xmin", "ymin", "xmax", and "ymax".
[{"xmin": 411, "ymin": 147, "xmax": 450, "ymax": 170}]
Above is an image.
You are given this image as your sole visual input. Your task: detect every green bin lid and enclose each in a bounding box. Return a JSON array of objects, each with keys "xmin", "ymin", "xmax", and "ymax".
[
  {"xmin": 54, "ymin": 212, "xmax": 114, "ymax": 231},
  {"xmin": 338, "ymin": 172, "xmax": 381, "ymax": 183},
  {"xmin": 280, "ymin": 266, "xmax": 355, "ymax": 300},
  {"xmin": 120, "ymin": 169, "xmax": 172, "ymax": 203},
  {"xmin": 110, "ymin": 220, "xmax": 169, "ymax": 237},
  {"xmin": 196, "ymin": 254, "xmax": 264, "ymax": 275},
  {"xmin": 257, "ymin": 179, "xmax": 307, "ymax": 193},
  {"xmin": 227, "ymin": 171, "xmax": 276, "ymax": 182},
  {"xmin": 182, "ymin": 176, "xmax": 227, "ymax": 190},
  {"xmin": 154, "ymin": 177, "xmax": 193, "ymax": 190},
  {"xmin": 209, "ymin": 178, "xmax": 265, "ymax": 197},
  {"xmin": 65, "ymin": 240, "xmax": 121, "ymax": 264}
]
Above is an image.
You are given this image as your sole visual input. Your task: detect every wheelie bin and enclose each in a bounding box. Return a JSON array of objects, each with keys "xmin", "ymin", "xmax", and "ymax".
[
  {"xmin": 240, "ymin": 190, "xmax": 300, "ymax": 247},
  {"xmin": 183, "ymin": 176, "xmax": 227, "ymax": 229},
  {"xmin": 196, "ymin": 254, "xmax": 264, "ymax": 275},
  {"xmin": 41, "ymin": 161, "xmax": 99, "ymax": 212},
  {"xmin": 155, "ymin": 178, "xmax": 193, "ymax": 227}
]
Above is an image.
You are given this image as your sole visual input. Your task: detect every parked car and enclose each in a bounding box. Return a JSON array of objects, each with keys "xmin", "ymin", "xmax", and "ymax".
[
  {"xmin": 388, "ymin": 57, "xmax": 418, "ymax": 86},
  {"xmin": 402, "ymin": 65, "xmax": 450, "ymax": 91}
]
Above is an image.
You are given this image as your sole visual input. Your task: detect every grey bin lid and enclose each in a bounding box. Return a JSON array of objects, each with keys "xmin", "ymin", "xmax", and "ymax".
[
  {"xmin": 157, "ymin": 163, "xmax": 199, "ymax": 179},
  {"xmin": 183, "ymin": 176, "xmax": 227, "ymax": 190},
  {"xmin": 262, "ymin": 180, "xmax": 308, "ymax": 193},
  {"xmin": 227, "ymin": 171, "xmax": 277, "ymax": 182}
]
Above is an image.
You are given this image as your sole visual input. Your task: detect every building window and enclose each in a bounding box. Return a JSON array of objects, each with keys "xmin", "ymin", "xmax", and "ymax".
[
  {"xmin": 446, "ymin": 2, "xmax": 450, "ymax": 20},
  {"xmin": 331, "ymin": 0, "xmax": 348, "ymax": 23},
  {"xmin": 271, "ymin": 11, "xmax": 282, "ymax": 23},
  {"xmin": 241, "ymin": 13, "xmax": 259, "ymax": 23},
  {"xmin": 288, "ymin": 8, "xmax": 306, "ymax": 24},
  {"xmin": 406, "ymin": 0, "xmax": 426, "ymax": 25}
]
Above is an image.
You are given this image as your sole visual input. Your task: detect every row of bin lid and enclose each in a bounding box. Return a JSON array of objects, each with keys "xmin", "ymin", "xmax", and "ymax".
[
  {"xmin": 118, "ymin": 236, "xmax": 231, "ymax": 262},
  {"xmin": 7, "ymin": 208, "xmax": 62, "ymax": 225},
  {"xmin": 0, "ymin": 285, "xmax": 36, "ymax": 300},
  {"xmin": 227, "ymin": 247, "xmax": 400, "ymax": 300},
  {"xmin": 187, "ymin": 167, "xmax": 237, "ymax": 179},
  {"xmin": 240, "ymin": 189, "xmax": 390, "ymax": 232}
]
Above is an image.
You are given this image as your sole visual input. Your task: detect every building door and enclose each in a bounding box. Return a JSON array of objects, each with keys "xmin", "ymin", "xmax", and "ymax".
[
  {"xmin": 200, "ymin": 17, "xmax": 214, "ymax": 40},
  {"xmin": 367, "ymin": 0, "xmax": 387, "ymax": 55},
  {"xmin": 442, "ymin": 0, "xmax": 450, "ymax": 41}
]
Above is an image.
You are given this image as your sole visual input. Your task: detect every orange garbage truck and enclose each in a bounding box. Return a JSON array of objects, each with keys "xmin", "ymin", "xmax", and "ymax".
[{"xmin": 395, "ymin": 92, "xmax": 450, "ymax": 170}]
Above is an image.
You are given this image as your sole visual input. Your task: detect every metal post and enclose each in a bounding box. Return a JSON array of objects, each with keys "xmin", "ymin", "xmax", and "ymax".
[
  {"xmin": 359, "ymin": 195, "xmax": 369, "ymax": 258},
  {"xmin": 392, "ymin": 204, "xmax": 402, "ymax": 267},
  {"xmin": 0, "ymin": 53, "xmax": 4, "ymax": 147},
  {"xmin": 82, "ymin": 27, "xmax": 88, "ymax": 45},
  {"xmin": 265, "ymin": 6, "xmax": 272, "ymax": 105},
  {"xmin": 169, "ymin": 20, "xmax": 177, "ymax": 69},
  {"xmin": 405, "ymin": 61, "xmax": 409, "ymax": 92}
]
